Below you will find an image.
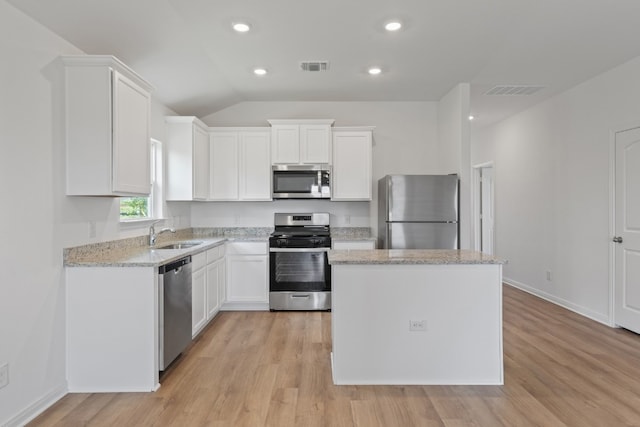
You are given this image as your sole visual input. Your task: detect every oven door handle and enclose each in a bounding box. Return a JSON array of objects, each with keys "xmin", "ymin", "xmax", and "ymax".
[{"xmin": 269, "ymin": 248, "xmax": 330, "ymax": 253}]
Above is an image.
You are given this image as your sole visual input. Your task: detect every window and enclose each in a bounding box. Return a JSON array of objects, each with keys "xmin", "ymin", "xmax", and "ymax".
[{"xmin": 120, "ymin": 139, "xmax": 163, "ymax": 221}]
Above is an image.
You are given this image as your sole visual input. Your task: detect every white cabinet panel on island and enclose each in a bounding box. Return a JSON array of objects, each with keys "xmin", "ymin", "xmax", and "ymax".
[
  {"xmin": 224, "ymin": 241, "xmax": 269, "ymax": 310},
  {"xmin": 328, "ymin": 249, "xmax": 505, "ymax": 385},
  {"xmin": 166, "ymin": 116, "xmax": 210, "ymax": 201},
  {"xmin": 63, "ymin": 55, "xmax": 153, "ymax": 196},
  {"xmin": 331, "ymin": 128, "xmax": 373, "ymax": 201}
]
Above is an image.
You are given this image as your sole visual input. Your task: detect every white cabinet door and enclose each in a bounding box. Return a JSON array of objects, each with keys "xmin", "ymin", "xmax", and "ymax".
[
  {"xmin": 300, "ymin": 124, "xmax": 331, "ymax": 164},
  {"xmin": 240, "ymin": 131, "xmax": 271, "ymax": 200},
  {"xmin": 166, "ymin": 117, "xmax": 210, "ymax": 201},
  {"xmin": 332, "ymin": 130, "xmax": 373, "ymax": 201},
  {"xmin": 226, "ymin": 255, "xmax": 268, "ymax": 304},
  {"xmin": 206, "ymin": 260, "xmax": 221, "ymax": 319},
  {"xmin": 269, "ymin": 120, "xmax": 334, "ymax": 165},
  {"xmin": 192, "ymin": 266, "xmax": 207, "ymax": 337},
  {"xmin": 271, "ymin": 125, "xmax": 300, "ymax": 164},
  {"xmin": 63, "ymin": 56, "xmax": 153, "ymax": 196},
  {"xmin": 192, "ymin": 125, "xmax": 210, "ymax": 200},
  {"xmin": 210, "ymin": 132, "xmax": 239, "ymax": 200},
  {"xmin": 218, "ymin": 259, "xmax": 226, "ymax": 306},
  {"xmin": 112, "ymin": 71, "xmax": 151, "ymax": 195}
]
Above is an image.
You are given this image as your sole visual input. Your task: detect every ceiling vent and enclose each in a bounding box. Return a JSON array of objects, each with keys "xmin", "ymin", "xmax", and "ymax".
[
  {"xmin": 300, "ymin": 61, "xmax": 330, "ymax": 72},
  {"xmin": 484, "ymin": 85, "xmax": 545, "ymax": 96}
]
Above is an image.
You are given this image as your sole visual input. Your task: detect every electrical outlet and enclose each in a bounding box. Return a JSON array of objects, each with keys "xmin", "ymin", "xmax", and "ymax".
[
  {"xmin": 88, "ymin": 221, "xmax": 96, "ymax": 238},
  {"xmin": 0, "ymin": 363, "xmax": 8, "ymax": 389},
  {"xmin": 410, "ymin": 320, "xmax": 427, "ymax": 332},
  {"xmin": 546, "ymin": 270, "xmax": 552, "ymax": 281}
]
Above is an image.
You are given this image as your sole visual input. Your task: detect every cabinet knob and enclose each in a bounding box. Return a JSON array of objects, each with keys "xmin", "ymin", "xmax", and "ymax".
[{"xmin": 613, "ymin": 236, "xmax": 623, "ymax": 243}]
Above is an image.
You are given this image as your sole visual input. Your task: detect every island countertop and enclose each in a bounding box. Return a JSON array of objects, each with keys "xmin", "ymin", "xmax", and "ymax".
[{"xmin": 328, "ymin": 249, "xmax": 506, "ymax": 265}]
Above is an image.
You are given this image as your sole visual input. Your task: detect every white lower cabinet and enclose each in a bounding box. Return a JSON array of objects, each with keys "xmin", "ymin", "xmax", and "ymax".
[
  {"xmin": 191, "ymin": 253, "xmax": 207, "ymax": 336},
  {"xmin": 224, "ymin": 242, "xmax": 269, "ymax": 310},
  {"xmin": 192, "ymin": 245, "xmax": 226, "ymax": 337},
  {"xmin": 206, "ymin": 246, "xmax": 226, "ymax": 319}
]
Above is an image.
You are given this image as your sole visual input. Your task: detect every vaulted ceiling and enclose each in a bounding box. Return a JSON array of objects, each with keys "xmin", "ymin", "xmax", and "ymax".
[{"xmin": 10, "ymin": 0, "xmax": 640, "ymax": 125}]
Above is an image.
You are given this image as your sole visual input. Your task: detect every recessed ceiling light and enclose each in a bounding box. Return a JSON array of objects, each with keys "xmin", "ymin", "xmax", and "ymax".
[
  {"xmin": 233, "ymin": 22, "xmax": 250, "ymax": 32},
  {"xmin": 468, "ymin": 115, "xmax": 475, "ymax": 121},
  {"xmin": 253, "ymin": 68, "xmax": 267, "ymax": 76},
  {"xmin": 385, "ymin": 21, "xmax": 402, "ymax": 31},
  {"xmin": 368, "ymin": 67, "xmax": 382, "ymax": 75}
]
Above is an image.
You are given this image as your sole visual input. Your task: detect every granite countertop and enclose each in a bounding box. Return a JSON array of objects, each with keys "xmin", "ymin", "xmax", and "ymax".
[
  {"xmin": 328, "ymin": 249, "xmax": 506, "ymax": 265},
  {"xmin": 64, "ymin": 227, "xmax": 271, "ymax": 268},
  {"xmin": 64, "ymin": 238, "xmax": 228, "ymax": 267}
]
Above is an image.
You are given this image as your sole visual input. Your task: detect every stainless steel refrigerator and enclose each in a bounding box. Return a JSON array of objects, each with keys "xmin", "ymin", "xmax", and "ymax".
[{"xmin": 378, "ymin": 174, "xmax": 459, "ymax": 249}]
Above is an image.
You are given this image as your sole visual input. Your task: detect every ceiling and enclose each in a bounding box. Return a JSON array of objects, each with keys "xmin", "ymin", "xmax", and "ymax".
[{"xmin": 9, "ymin": 0, "xmax": 640, "ymax": 126}]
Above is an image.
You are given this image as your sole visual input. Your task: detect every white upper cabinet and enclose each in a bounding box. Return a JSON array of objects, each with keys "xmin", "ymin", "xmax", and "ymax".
[
  {"xmin": 240, "ymin": 131, "xmax": 272, "ymax": 200},
  {"xmin": 331, "ymin": 127, "xmax": 374, "ymax": 201},
  {"xmin": 210, "ymin": 128, "xmax": 271, "ymax": 201},
  {"xmin": 268, "ymin": 119, "xmax": 334, "ymax": 165},
  {"xmin": 63, "ymin": 56, "xmax": 153, "ymax": 196},
  {"xmin": 166, "ymin": 116, "xmax": 210, "ymax": 201},
  {"xmin": 210, "ymin": 131, "xmax": 239, "ymax": 200}
]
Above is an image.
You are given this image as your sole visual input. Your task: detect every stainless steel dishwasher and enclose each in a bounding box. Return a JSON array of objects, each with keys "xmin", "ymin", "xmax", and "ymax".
[{"xmin": 158, "ymin": 256, "xmax": 192, "ymax": 371}]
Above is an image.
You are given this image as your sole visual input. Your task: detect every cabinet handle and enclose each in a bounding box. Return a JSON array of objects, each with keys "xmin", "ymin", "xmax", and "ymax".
[{"xmin": 612, "ymin": 236, "xmax": 623, "ymax": 243}]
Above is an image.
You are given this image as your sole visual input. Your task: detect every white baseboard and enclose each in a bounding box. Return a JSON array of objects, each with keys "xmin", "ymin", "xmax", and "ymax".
[
  {"xmin": 503, "ymin": 277, "xmax": 611, "ymax": 326},
  {"xmin": 3, "ymin": 384, "xmax": 67, "ymax": 427}
]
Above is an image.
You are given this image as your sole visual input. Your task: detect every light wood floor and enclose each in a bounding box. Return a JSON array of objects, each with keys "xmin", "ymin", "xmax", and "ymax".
[{"xmin": 29, "ymin": 285, "xmax": 640, "ymax": 426}]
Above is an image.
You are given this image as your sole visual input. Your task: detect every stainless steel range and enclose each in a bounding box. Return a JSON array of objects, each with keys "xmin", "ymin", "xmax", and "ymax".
[{"xmin": 269, "ymin": 212, "xmax": 331, "ymax": 311}]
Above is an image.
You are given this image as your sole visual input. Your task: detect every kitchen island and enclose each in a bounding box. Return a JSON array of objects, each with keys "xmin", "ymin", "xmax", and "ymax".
[{"xmin": 328, "ymin": 249, "xmax": 505, "ymax": 385}]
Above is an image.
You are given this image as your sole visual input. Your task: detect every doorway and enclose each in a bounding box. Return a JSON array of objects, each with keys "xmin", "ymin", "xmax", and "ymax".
[
  {"xmin": 473, "ymin": 162, "xmax": 495, "ymax": 255},
  {"xmin": 612, "ymin": 126, "xmax": 640, "ymax": 333}
]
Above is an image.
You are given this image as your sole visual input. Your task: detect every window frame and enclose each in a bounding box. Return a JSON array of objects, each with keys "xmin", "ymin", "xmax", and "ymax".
[{"xmin": 119, "ymin": 138, "xmax": 164, "ymax": 223}]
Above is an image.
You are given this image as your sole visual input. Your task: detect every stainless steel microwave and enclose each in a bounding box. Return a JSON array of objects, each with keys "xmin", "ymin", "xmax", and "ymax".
[{"xmin": 272, "ymin": 164, "xmax": 331, "ymax": 199}]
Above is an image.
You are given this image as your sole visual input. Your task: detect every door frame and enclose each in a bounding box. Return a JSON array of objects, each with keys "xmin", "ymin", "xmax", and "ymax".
[
  {"xmin": 608, "ymin": 123, "xmax": 640, "ymax": 327},
  {"xmin": 472, "ymin": 161, "xmax": 495, "ymax": 254}
]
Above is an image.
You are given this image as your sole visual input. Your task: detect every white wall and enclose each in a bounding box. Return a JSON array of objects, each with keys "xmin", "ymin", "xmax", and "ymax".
[
  {"xmin": 0, "ymin": 2, "xmax": 184, "ymax": 424},
  {"xmin": 472, "ymin": 55, "xmax": 640, "ymax": 324},
  {"xmin": 201, "ymin": 101, "xmax": 439, "ymax": 230}
]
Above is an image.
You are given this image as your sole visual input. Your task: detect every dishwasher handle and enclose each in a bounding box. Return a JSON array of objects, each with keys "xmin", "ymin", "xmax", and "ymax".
[{"xmin": 158, "ymin": 256, "xmax": 192, "ymax": 274}]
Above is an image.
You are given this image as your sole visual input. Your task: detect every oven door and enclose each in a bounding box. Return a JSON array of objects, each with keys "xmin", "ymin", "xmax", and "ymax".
[{"xmin": 269, "ymin": 248, "xmax": 331, "ymax": 310}]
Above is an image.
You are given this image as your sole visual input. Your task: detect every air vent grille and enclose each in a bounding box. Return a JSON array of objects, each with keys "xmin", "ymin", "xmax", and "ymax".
[
  {"xmin": 484, "ymin": 85, "xmax": 545, "ymax": 96},
  {"xmin": 300, "ymin": 61, "xmax": 330, "ymax": 72}
]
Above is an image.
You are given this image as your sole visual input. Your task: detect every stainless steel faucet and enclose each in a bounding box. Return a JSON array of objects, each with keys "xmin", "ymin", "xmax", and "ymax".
[{"xmin": 149, "ymin": 221, "xmax": 176, "ymax": 246}]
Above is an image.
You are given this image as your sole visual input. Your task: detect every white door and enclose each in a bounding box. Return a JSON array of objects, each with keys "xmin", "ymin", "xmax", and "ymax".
[{"xmin": 614, "ymin": 127, "xmax": 640, "ymax": 333}]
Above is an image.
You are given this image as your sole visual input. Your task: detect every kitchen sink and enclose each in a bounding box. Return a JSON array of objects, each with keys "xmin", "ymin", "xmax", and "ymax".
[{"xmin": 153, "ymin": 242, "xmax": 202, "ymax": 250}]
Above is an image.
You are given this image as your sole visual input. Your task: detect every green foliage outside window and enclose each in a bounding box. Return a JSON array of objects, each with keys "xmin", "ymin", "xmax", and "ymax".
[{"xmin": 120, "ymin": 197, "xmax": 149, "ymax": 219}]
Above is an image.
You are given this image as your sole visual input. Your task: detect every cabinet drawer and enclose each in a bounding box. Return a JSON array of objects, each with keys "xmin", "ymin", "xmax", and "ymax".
[
  {"xmin": 192, "ymin": 252, "xmax": 207, "ymax": 270},
  {"xmin": 206, "ymin": 245, "xmax": 224, "ymax": 263},
  {"xmin": 225, "ymin": 241, "xmax": 268, "ymax": 255}
]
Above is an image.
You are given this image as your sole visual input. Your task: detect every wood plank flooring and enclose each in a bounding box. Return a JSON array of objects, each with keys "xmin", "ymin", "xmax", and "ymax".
[{"xmin": 29, "ymin": 285, "xmax": 640, "ymax": 426}]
